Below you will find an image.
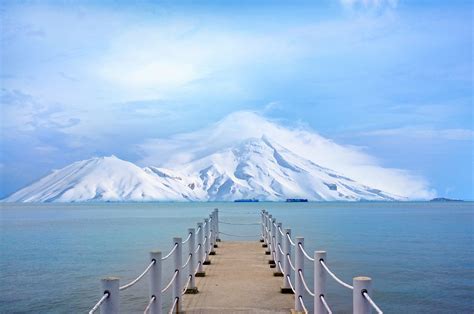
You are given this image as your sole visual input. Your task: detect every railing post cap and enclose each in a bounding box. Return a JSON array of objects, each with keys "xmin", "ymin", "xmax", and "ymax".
[
  {"xmin": 354, "ymin": 276, "xmax": 372, "ymax": 282},
  {"xmin": 315, "ymin": 251, "xmax": 326, "ymax": 259},
  {"xmin": 150, "ymin": 250, "xmax": 162, "ymax": 254},
  {"xmin": 102, "ymin": 276, "xmax": 120, "ymax": 281},
  {"xmin": 296, "ymin": 236, "xmax": 304, "ymax": 240},
  {"xmin": 173, "ymin": 237, "xmax": 182, "ymax": 242}
]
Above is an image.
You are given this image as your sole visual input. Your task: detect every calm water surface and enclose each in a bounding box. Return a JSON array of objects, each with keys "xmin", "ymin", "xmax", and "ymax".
[{"xmin": 0, "ymin": 202, "xmax": 473, "ymax": 313}]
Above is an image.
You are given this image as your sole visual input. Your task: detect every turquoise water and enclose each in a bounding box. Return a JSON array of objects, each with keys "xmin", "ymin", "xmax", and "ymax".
[{"xmin": 0, "ymin": 202, "xmax": 473, "ymax": 313}]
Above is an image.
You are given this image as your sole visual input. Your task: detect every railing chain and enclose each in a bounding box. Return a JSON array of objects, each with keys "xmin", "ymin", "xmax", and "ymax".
[
  {"xmin": 287, "ymin": 254, "xmax": 296, "ymax": 271},
  {"xmin": 182, "ymin": 253, "xmax": 192, "ymax": 269},
  {"xmin": 298, "ymin": 296, "xmax": 309, "ymax": 314},
  {"xmin": 168, "ymin": 297, "xmax": 178, "ymax": 314},
  {"xmin": 219, "ymin": 220, "xmax": 260, "ymax": 225},
  {"xmin": 162, "ymin": 243, "xmax": 178, "ymax": 261},
  {"xmin": 88, "ymin": 292, "xmax": 109, "ymax": 314},
  {"xmin": 363, "ymin": 291, "xmax": 384, "ymax": 314},
  {"xmin": 320, "ymin": 295, "xmax": 333, "ymax": 314},
  {"xmin": 286, "ymin": 275, "xmax": 296, "ymax": 293},
  {"xmin": 298, "ymin": 270, "xmax": 315, "ymax": 297},
  {"xmin": 286, "ymin": 233, "xmax": 296, "ymax": 246},
  {"xmin": 181, "ymin": 275, "xmax": 192, "ymax": 295},
  {"xmin": 181, "ymin": 232, "xmax": 192, "ymax": 244},
  {"xmin": 119, "ymin": 260, "xmax": 155, "ymax": 291},
  {"xmin": 320, "ymin": 260, "xmax": 354, "ymax": 290},
  {"xmin": 143, "ymin": 295, "xmax": 155, "ymax": 314},
  {"xmin": 161, "ymin": 270, "xmax": 178, "ymax": 293},
  {"xmin": 298, "ymin": 243, "xmax": 315, "ymax": 261}
]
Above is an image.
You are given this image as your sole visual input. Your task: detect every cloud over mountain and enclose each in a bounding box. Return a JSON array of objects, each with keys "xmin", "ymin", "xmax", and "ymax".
[{"xmin": 138, "ymin": 111, "xmax": 434, "ymax": 199}]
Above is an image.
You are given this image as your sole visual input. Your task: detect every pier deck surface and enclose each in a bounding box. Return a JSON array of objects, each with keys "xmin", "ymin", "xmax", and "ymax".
[{"xmin": 182, "ymin": 241, "xmax": 293, "ymax": 313}]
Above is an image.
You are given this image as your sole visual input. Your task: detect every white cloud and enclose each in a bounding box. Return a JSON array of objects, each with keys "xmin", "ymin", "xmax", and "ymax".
[
  {"xmin": 359, "ymin": 127, "xmax": 474, "ymax": 141},
  {"xmin": 94, "ymin": 23, "xmax": 300, "ymax": 101},
  {"xmin": 0, "ymin": 89, "xmax": 80, "ymax": 136},
  {"xmin": 137, "ymin": 111, "xmax": 435, "ymax": 199},
  {"xmin": 340, "ymin": 0, "xmax": 398, "ymax": 10}
]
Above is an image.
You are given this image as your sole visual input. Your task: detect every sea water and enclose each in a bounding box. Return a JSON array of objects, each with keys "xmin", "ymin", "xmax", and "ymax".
[{"xmin": 0, "ymin": 202, "xmax": 472, "ymax": 313}]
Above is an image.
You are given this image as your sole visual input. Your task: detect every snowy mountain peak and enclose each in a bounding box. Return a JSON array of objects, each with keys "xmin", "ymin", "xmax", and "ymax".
[
  {"xmin": 4, "ymin": 156, "xmax": 194, "ymax": 202},
  {"xmin": 3, "ymin": 137, "xmax": 405, "ymax": 202}
]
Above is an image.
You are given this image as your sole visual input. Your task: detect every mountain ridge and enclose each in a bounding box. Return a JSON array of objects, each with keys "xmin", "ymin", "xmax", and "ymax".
[{"xmin": 3, "ymin": 136, "xmax": 406, "ymax": 202}]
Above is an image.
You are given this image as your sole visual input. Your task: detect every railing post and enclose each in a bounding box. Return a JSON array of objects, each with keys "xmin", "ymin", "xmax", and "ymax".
[
  {"xmin": 172, "ymin": 237, "xmax": 182, "ymax": 313},
  {"xmin": 265, "ymin": 212, "xmax": 269, "ymax": 246},
  {"xmin": 269, "ymin": 218, "xmax": 276, "ymax": 267},
  {"xmin": 265, "ymin": 214, "xmax": 272, "ymax": 255},
  {"xmin": 100, "ymin": 277, "xmax": 119, "ymax": 314},
  {"xmin": 353, "ymin": 276, "xmax": 372, "ymax": 314},
  {"xmin": 294, "ymin": 237, "xmax": 304, "ymax": 312},
  {"xmin": 314, "ymin": 251, "xmax": 327, "ymax": 314},
  {"xmin": 214, "ymin": 208, "xmax": 220, "ymax": 242},
  {"xmin": 196, "ymin": 222, "xmax": 205, "ymax": 277},
  {"xmin": 149, "ymin": 251, "xmax": 162, "ymax": 314},
  {"xmin": 209, "ymin": 214, "xmax": 216, "ymax": 255},
  {"xmin": 260, "ymin": 210, "xmax": 265, "ymax": 242},
  {"xmin": 274, "ymin": 222, "xmax": 283, "ymax": 276},
  {"xmin": 281, "ymin": 228, "xmax": 293, "ymax": 293},
  {"xmin": 262, "ymin": 211, "xmax": 268, "ymax": 247},
  {"xmin": 203, "ymin": 218, "xmax": 211, "ymax": 264},
  {"xmin": 185, "ymin": 228, "xmax": 198, "ymax": 294}
]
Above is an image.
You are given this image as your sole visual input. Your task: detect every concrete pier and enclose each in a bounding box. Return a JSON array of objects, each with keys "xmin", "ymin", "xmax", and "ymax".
[
  {"xmin": 182, "ymin": 241, "xmax": 293, "ymax": 313},
  {"xmin": 90, "ymin": 209, "xmax": 384, "ymax": 314}
]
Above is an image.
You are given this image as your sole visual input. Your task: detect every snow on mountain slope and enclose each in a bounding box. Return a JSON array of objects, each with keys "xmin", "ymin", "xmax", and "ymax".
[
  {"xmin": 143, "ymin": 166, "xmax": 206, "ymax": 200},
  {"xmin": 4, "ymin": 156, "xmax": 194, "ymax": 202},
  {"xmin": 3, "ymin": 138, "xmax": 405, "ymax": 202},
  {"xmin": 182, "ymin": 136, "xmax": 403, "ymax": 201}
]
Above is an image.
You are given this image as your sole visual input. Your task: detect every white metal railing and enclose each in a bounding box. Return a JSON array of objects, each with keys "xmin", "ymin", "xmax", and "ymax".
[
  {"xmin": 261, "ymin": 209, "xmax": 384, "ymax": 314},
  {"xmin": 89, "ymin": 209, "xmax": 219, "ymax": 314}
]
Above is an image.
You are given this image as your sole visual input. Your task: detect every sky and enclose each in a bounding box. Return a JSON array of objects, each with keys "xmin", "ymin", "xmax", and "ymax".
[{"xmin": 0, "ymin": 0, "xmax": 472, "ymax": 200}]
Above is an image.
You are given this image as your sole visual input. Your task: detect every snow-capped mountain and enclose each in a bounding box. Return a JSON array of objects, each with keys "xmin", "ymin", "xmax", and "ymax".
[
  {"xmin": 3, "ymin": 136, "xmax": 405, "ymax": 202},
  {"xmin": 4, "ymin": 156, "xmax": 196, "ymax": 202},
  {"xmin": 182, "ymin": 136, "xmax": 401, "ymax": 201}
]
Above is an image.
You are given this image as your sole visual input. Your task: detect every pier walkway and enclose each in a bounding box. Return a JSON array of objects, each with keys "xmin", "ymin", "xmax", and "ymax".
[
  {"xmin": 89, "ymin": 209, "xmax": 383, "ymax": 314},
  {"xmin": 183, "ymin": 241, "xmax": 292, "ymax": 313}
]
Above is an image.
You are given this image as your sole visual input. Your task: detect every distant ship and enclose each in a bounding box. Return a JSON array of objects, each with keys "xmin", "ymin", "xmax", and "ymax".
[
  {"xmin": 286, "ymin": 198, "xmax": 308, "ymax": 202},
  {"xmin": 234, "ymin": 199, "xmax": 259, "ymax": 202},
  {"xmin": 430, "ymin": 197, "xmax": 463, "ymax": 202}
]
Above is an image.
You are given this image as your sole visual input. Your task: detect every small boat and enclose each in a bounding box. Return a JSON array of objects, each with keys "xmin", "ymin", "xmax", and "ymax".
[
  {"xmin": 234, "ymin": 199, "xmax": 259, "ymax": 202},
  {"xmin": 286, "ymin": 198, "xmax": 308, "ymax": 202}
]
